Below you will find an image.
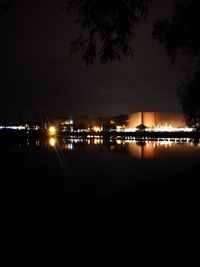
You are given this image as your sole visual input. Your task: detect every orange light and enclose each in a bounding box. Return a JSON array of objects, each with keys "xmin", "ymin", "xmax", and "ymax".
[{"xmin": 93, "ymin": 126, "xmax": 101, "ymax": 132}]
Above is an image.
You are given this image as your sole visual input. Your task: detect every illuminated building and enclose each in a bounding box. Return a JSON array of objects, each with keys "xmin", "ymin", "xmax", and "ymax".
[
  {"xmin": 50, "ymin": 118, "xmax": 74, "ymax": 132},
  {"xmin": 128, "ymin": 112, "xmax": 189, "ymax": 131},
  {"xmin": 59, "ymin": 119, "xmax": 73, "ymax": 132}
]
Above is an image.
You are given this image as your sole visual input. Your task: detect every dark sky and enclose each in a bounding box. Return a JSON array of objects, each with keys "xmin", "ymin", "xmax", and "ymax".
[{"xmin": 0, "ymin": 0, "xmax": 189, "ymax": 122}]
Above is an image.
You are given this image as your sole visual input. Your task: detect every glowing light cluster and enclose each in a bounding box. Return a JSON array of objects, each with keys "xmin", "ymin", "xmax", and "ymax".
[
  {"xmin": 93, "ymin": 126, "xmax": 102, "ymax": 132},
  {"xmin": 61, "ymin": 120, "xmax": 73, "ymax": 125},
  {"xmin": 48, "ymin": 126, "xmax": 57, "ymax": 135},
  {"xmin": 125, "ymin": 126, "xmax": 193, "ymax": 132},
  {"xmin": 147, "ymin": 126, "xmax": 193, "ymax": 132},
  {"xmin": 0, "ymin": 125, "xmax": 26, "ymax": 130},
  {"xmin": 0, "ymin": 124, "xmax": 41, "ymax": 130},
  {"xmin": 124, "ymin": 128, "xmax": 137, "ymax": 132}
]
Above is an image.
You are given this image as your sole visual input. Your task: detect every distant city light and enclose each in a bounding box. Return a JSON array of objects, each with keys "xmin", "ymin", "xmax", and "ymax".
[
  {"xmin": 124, "ymin": 126, "xmax": 193, "ymax": 132},
  {"xmin": 0, "ymin": 124, "xmax": 41, "ymax": 131},
  {"xmin": 48, "ymin": 126, "xmax": 56, "ymax": 135},
  {"xmin": 147, "ymin": 126, "xmax": 193, "ymax": 132},
  {"xmin": 0, "ymin": 125, "xmax": 26, "ymax": 130},
  {"xmin": 124, "ymin": 128, "xmax": 137, "ymax": 132},
  {"xmin": 93, "ymin": 126, "xmax": 102, "ymax": 132}
]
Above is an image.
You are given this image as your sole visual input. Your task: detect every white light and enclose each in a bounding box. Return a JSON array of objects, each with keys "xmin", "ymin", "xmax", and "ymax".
[
  {"xmin": 124, "ymin": 128, "xmax": 138, "ymax": 132},
  {"xmin": 5, "ymin": 126, "xmax": 26, "ymax": 130}
]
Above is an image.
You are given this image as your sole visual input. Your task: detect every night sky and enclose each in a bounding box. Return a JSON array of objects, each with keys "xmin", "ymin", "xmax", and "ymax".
[{"xmin": 0, "ymin": 0, "xmax": 189, "ymax": 122}]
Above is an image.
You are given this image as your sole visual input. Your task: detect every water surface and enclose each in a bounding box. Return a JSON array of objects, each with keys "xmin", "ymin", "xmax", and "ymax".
[{"xmin": 2, "ymin": 136, "xmax": 200, "ymax": 200}]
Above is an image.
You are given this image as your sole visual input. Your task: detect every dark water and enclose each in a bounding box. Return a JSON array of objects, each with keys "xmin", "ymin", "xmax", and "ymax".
[
  {"xmin": 2, "ymin": 136, "xmax": 200, "ymax": 200},
  {"xmin": 2, "ymin": 136, "xmax": 200, "ymax": 265}
]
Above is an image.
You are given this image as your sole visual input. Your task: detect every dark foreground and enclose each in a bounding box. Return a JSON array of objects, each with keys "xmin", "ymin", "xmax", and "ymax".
[{"xmin": 2, "ymin": 138, "xmax": 200, "ymax": 265}]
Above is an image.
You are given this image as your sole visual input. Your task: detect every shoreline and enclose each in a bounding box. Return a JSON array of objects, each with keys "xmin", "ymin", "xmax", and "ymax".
[{"xmin": 0, "ymin": 128, "xmax": 200, "ymax": 140}]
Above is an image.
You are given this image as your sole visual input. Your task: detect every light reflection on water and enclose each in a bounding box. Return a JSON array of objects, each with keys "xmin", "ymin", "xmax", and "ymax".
[
  {"xmin": 49, "ymin": 137, "xmax": 57, "ymax": 147},
  {"xmin": 46, "ymin": 137, "xmax": 200, "ymax": 200},
  {"xmin": 47, "ymin": 137, "xmax": 200, "ymax": 160},
  {"xmin": 2, "ymin": 136, "xmax": 200, "ymax": 200}
]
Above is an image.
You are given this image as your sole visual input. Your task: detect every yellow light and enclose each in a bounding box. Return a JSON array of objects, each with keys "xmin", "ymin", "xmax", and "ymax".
[
  {"xmin": 94, "ymin": 139, "xmax": 98, "ymax": 144},
  {"xmin": 49, "ymin": 137, "xmax": 56, "ymax": 147},
  {"xmin": 93, "ymin": 126, "xmax": 101, "ymax": 132},
  {"xmin": 48, "ymin": 126, "xmax": 56, "ymax": 135}
]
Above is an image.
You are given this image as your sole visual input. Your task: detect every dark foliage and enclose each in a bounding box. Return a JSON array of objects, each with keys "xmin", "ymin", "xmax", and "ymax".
[
  {"xmin": 153, "ymin": 0, "xmax": 200, "ymax": 129},
  {"xmin": 153, "ymin": 0, "xmax": 200, "ymax": 63},
  {"xmin": 178, "ymin": 70, "xmax": 200, "ymax": 130},
  {"xmin": 65, "ymin": 0, "xmax": 151, "ymax": 65}
]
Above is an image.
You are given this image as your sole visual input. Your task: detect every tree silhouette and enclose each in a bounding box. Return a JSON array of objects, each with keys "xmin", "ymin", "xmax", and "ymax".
[
  {"xmin": 153, "ymin": 0, "xmax": 200, "ymax": 129},
  {"xmin": 178, "ymin": 70, "xmax": 200, "ymax": 130},
  {"xmin": 153, "ymin": 0, "xmax": 200, "ymax": 64},
  {"xmin": 65, "ymin": 0, "xmax": 200, "ymax": 129},
  {"xmin": 65, "ymin": 0, "xmax": 151, "ymax": 65}
]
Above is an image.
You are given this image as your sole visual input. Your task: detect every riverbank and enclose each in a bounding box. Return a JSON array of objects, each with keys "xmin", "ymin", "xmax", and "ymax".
[{"xmin": 1, "ymin": 128, "xmax": 200, "ymax": 140}]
